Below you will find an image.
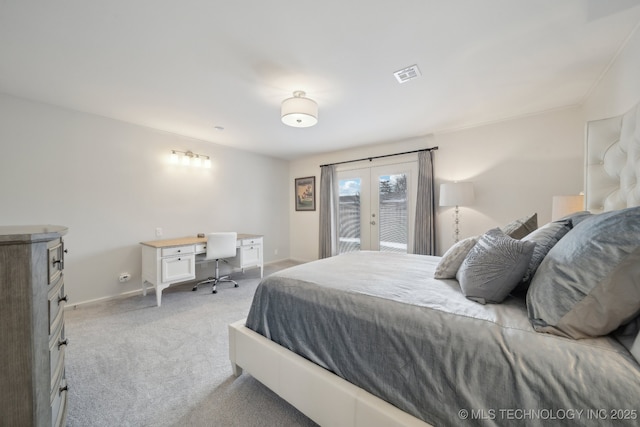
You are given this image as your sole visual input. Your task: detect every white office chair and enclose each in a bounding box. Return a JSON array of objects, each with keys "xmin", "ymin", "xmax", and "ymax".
[{"xmin": 193, "ymin": 232, "xmax": 238, "ymax": 294}]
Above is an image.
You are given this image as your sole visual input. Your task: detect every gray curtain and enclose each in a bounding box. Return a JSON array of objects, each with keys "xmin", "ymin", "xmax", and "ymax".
[
  {"xmin": 319, "ymin": 164, "xmax": 339, "ymax": 258},
  {"xmin": 413, "ymin": 150, "xmax": 436, "ymax": 255}
]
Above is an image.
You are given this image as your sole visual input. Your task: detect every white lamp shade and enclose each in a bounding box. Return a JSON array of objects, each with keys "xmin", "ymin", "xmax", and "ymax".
[
  {"xmin": 281, "ymin": 92, "xmax": 318, "ymax": 127},
  {"xmin": 551, "ymin": 195, "xmax": 584, "ymax": 220},
  {"xmin": 439, "ymin": 182, "xmax": 475, "ymax": 207}
]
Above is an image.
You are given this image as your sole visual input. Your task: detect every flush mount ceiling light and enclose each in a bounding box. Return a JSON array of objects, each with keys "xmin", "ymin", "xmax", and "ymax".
[{"xmin": 281, "ymin": 90, "xmax": 318, "ymax": 128}]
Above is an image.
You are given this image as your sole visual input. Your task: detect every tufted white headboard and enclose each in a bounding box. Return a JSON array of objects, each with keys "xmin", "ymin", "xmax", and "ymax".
[{"xmin": 585, "ymin": 102, "xmax": 640, "ymax": 213}]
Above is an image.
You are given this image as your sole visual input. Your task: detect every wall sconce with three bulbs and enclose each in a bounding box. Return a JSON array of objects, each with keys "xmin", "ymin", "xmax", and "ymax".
[{"xmin": 170, "ymin": 150, "xmax": 211, "ymax": 168}]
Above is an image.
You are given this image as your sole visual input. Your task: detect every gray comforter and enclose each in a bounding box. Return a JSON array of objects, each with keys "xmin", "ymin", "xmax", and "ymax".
[{"xmin": 245, "ymin": 251, "xmax": 640, "ymax": 426}]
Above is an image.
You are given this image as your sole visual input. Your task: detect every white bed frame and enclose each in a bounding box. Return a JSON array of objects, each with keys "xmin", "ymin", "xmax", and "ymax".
[
  {"xmin": 228, "ymin": 101, "xmax": 640, "ymax": 427},
  {"xmin": 228, "ymin": 320, "xmax": 430, "ymax": 427}
]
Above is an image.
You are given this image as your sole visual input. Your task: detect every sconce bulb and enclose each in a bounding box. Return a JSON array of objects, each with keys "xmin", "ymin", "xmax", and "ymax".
[{"xmin": 170, "ymin": 150, "xmax": 209, "ymax": 167}]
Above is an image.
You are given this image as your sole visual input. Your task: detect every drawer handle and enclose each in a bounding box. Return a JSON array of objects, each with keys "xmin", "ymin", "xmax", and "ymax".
[
  {"xmin": 178, "ymin": 257, "xmax": 181, "ymax": 261},
  {"xmin": 52, "ymin": 259, "xmax": 62, "ymax": 266},
  {"xmin": 58, "ymin": 295, "xmax": 68, "ymax": 304},
  {"xmin": 177, "ymin": 249, "xmax": 181, "ymax": 253},
  {"xmin": 58, "ymin": 339, "xmax": 69, "ymax": 349},
  {"xmin": 59, "ymin": 385, "xmax": 68, "ymax": 395}
]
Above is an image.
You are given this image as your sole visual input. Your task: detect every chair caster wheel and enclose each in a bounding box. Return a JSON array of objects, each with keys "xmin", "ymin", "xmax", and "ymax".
[
  {"xmin": 192, "ymin": 287, "xmax": 197, "ymax": 291},
  {"xmin": 234, "ymin": 284, "xmax": 239, "ymax": 288},
  {"xmin": 212, "ymin": 290, "xmax": 217, "ymax": 294}
]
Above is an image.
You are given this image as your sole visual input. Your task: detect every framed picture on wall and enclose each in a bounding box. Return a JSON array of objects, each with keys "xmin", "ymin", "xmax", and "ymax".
[{"xmin": 295, "ymin": 176, "xmax": 316, "ymax": 211}]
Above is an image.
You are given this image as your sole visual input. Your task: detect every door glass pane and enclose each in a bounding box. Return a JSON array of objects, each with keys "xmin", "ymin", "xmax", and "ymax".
[
  {"xmin": 378, "ymin": 174, "xmax": 408, "ymax": 253},
  {"xmin": 338, "ymin": 178, "xmax": 361, "ymax": 254}
]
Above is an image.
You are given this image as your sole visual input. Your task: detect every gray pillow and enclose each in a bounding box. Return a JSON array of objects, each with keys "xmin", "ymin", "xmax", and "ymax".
[
  {"xmin": 630, "ymin": 333, "xmax": 640, "ymax": 364},
  {"xmin": 519, "ymin": 219, "xmax": 572, "ymax": 285},
  {"xmin": 434, "ymin": 236, "xmax": 478, "ymax": 279},
  {"xmin": 615, "ymin": 318, "xmax": 640, "ymax": 363},
  {"xmin": 456, "ymin": 228, "xmax": 535, "ymax": 304},
  {"xmin": 562, "ymin": 210, "xmax": 592, "ymax": 227},
  {"xmin": 501, "ymin": 213, "xmax": 537, "ymax": 239},
  {"xmin": 527, "ymin": 206, "xmax": 640, "ymax": 339}
]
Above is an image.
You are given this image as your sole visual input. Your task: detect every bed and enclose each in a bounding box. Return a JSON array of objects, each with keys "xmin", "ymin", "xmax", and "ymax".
[{"xmin": 228, "ymin": 102, "xmax": 640, "ymax": 427}]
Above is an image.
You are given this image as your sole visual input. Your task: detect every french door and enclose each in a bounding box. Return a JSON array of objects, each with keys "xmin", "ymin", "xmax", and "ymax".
[{"xmin": 337, "ymin": 161, "xmax": 417, "ymax": 254}]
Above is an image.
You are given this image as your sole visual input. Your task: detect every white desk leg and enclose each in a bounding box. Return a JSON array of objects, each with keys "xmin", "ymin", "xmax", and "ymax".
[{"xmin": 155, "ymin": 283, "xmax": 171, "ymax": 307}]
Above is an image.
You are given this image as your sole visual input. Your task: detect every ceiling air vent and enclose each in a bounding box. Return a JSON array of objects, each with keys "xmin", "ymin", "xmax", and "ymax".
[{"xmin": 393, "ymin": 64, "xmax": 421, "ymax": 83}]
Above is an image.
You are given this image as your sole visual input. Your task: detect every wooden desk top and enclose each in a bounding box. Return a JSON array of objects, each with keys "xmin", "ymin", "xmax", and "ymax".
[{"xmin": 140, "ymin": 233, "xmax": 262, "ymax": 249}]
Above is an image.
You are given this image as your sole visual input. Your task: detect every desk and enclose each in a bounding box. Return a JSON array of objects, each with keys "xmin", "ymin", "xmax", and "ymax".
[{"xmin": 140, "ymin": 233, "xmax": 263, "ymax": 306}]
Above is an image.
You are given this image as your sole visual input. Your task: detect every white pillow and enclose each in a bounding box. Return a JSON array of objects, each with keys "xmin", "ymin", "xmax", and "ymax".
[{"xmin": 434, "ymin": 236, "xmax": 478, "ymax": 279}]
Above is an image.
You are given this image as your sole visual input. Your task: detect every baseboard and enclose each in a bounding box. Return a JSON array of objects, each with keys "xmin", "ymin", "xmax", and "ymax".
[
  {"xmin": 66, "ymin": 288, "xmax": 144, "ymax": 310},
  {"xmin": 287, "ymin": 257, "xmax": 315, "ymax": 264},
  {"xmin": 67, "ymin": 259, "xmax": 303, "ymax": 309}
]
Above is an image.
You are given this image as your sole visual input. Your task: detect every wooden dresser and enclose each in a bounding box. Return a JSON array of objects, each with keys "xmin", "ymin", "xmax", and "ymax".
[{"xmin": 0, "ymin": 225, "xmax": 69, "ymax": 427}]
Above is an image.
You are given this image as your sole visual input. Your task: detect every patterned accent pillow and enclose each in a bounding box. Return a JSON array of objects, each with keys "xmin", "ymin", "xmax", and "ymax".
[
  {"xmin": 456, "ymin": 228, "xmax": 535, "ymax": 304},
  {"xmin": 527, "ymin": 206, "xmax": 640, "ymax": 339},
  {"xmin": 501, "ymin": 213, "xmax": 537, "ymax": 239},
  {"xmin": 434, "ymin": 236, "xmax": 478, "ymax": 279}
]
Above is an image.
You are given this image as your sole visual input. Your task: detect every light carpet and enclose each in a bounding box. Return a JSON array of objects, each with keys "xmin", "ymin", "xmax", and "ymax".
[{"xmin": 65, "ymin": 261, "xmax": 318, "ymax": 427}]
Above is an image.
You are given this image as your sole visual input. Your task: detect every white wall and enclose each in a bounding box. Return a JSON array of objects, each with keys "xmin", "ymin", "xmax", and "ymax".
[
  {"xmin": 584, "ymin": 22, "xmax": 640, "ymax": 119},
  {"xmin": 0, "ymin": 94, "xmax": 290, "ymax": 305},
  {"xmin": 433, "ymin": 107, "xmax": 584, "ymax": 251},
  {"xmin": 289, "ymin": 108, "xmax": 585, "ymax": 259}
]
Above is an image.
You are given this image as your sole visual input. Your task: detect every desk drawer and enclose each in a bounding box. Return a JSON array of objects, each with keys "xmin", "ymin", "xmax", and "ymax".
[
  {"xmin": 161, "ymin": 254, "xmax": 195, "ymax": 283},
  {"xmin": 241, "ymin": 238, "xmax": 262, "ymax": 247},
  {"xmin": 240, "ymin": 245, "xmax": 261, "ymax": 267},
  {"xmin": 162, "ymin": 245, "xmax": 195, "ymax": 256}
]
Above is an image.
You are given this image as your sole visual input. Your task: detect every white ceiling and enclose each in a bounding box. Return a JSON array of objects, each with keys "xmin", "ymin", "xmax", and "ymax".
[{"xmin": 1, "ymin": 1, "xmax": 640, "ymax": 160}]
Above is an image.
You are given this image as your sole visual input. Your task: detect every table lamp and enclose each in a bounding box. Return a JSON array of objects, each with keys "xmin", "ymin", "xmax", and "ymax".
[{"xmin": 551, "ymin": 194, "xmax": 584, "ymax": 221}]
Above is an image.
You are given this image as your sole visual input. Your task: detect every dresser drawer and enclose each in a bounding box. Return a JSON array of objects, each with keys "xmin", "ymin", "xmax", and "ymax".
[
  {"xmin": 51, "ymin": 375, "xmax": 68, "ymax": 427},
  {"xmin": 47, "ymin": 241, "xmax": 64, "ymax": 284},
  {"xmin": 48, "ymin": 277, "xmax": 66, "ymax": 335},
  {"xmin": 161, "ymin": 245, "xmax": 195, "ymax": 257},
  {"xmin": 50, "ymin": 325, "xmax": 66, "ymax": 403}
]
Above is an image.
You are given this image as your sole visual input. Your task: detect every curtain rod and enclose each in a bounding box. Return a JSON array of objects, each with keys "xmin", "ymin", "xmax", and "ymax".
[{"xmin": 319, "ymin": 146, "xmax": 438, "ymax": 168}]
